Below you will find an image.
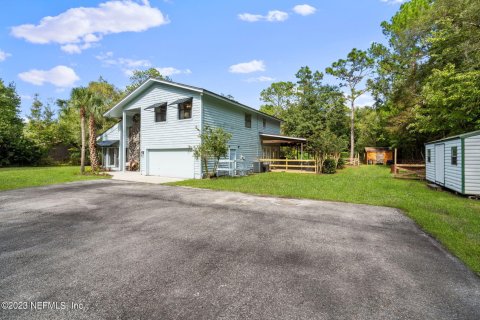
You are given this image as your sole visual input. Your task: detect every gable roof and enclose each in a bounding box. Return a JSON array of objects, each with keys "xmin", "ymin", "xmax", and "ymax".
[
  {"xmin": 104, "ymin": 78, "xmax": 282, "ymax": 122},
  {"xmin": 425, "ymin": 130, "xmax": 480, "ymax": 144}
]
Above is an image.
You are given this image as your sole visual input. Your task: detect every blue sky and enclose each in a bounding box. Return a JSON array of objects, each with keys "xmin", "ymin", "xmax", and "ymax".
[{"xmin": 0, "ymin": 0, "xmax": 405, "ymax": 116}]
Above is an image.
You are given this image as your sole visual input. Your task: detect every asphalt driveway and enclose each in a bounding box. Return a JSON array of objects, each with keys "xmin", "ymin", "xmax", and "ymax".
[{"xmin": 0, "ymin": 180, "xmax": 479, "ymax": 320}]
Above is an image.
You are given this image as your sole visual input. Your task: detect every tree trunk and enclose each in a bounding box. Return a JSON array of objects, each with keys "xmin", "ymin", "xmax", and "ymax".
[
  {"xmin": 88, "ymin": 114, "xmax": 99, "ymax": 172},
  {"xmin": 350, "ymin": 98, "xmax": 355, "ymax": 163},
  {"xmin": 80, "ymin": 107, "xmax": 86, "ymax": 174}
]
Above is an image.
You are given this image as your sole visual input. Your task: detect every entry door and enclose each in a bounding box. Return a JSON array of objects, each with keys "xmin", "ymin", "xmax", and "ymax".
[{"xmin": 435, "ymin": 144, "xmax": 445, "ymax": 185}]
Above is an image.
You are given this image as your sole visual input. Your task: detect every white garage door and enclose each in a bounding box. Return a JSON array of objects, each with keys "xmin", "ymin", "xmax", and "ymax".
[{"xmin": 147, "ymin": 149, "xmax": 194, "ymax": 178}]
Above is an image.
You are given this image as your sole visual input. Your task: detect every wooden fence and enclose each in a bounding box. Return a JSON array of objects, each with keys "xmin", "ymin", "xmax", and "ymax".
[
  {"xmin": 259, "ymin": 159, "xmax": 317, "ymax": 174},
  {"xmin": 392, "ymin": 164, "xmax": 426, "ymax": 180}
]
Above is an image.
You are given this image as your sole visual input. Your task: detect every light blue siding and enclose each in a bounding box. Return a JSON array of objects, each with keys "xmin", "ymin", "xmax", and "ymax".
[
  {"xmin": 124, "ymin": 83, "xmax": 202, "ymax": 178},
  {"xmin": 464, "ymin": 135, "xmax": 480, "ymax": 195},
  {"xmin": 425, "ymin": 144, "xmax": 435, "ymax": 182},
  {"xmin": 203, "ymin": 95, "xmax": 281, "ymax": 171},
  {"xmin": 98, "ymin": 122, "xmax": 121, "ymax": 141},
  {"xmin": 443, "ymin": 139, "xmax": 462, "ymax": 193}
]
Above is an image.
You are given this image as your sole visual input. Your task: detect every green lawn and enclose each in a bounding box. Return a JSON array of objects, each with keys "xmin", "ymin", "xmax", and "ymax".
[
  {"xmin": 170, "ymin": 166, "xmax": 480, "ymax": 275},
  {"xmin": 0, "ymin": 166, "xmax": 110, "ymax": 191}
]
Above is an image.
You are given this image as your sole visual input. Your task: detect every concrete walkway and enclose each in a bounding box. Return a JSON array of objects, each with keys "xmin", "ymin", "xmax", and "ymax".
[{"xmin": 108, "ymin": 171, "xmax": 185, "ymax": 183}]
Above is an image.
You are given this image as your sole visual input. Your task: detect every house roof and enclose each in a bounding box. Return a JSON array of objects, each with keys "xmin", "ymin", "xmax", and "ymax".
[
  {"xmin": 260, "ymin": 133, "xmax": 306, "ymax": 144},
  {"xmin": 97, "ymin": 140, "xmax": 119, "ymax": 147},
  {"xmin": 104, "ymin": 78, "xmax": 282, "ymax": 122},
  {"xmin": 425, "ymin": 130, "xmax": 480, "ymax": 144}
]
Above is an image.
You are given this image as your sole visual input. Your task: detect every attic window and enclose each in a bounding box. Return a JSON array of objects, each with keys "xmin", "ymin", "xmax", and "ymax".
[
  {"xmin": 262, "ymin": 118, "xmax": 267, "ymax": 129},
  {"xmin": 427, "ymin": 149, "xmax": 431, "ymax": 163},
  {"xmin": 451, "ymin": 146, "xmax": 458, "ymax": 165},
  {"xmin": 155, "ymin": 103, "xmax": 167, "ymax": 122},
  {"xmin": 245, "ymin": 113, "xmax": 252, "ymax": 128}
]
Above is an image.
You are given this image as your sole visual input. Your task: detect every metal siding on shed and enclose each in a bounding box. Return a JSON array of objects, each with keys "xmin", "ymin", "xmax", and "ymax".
[
  {"xmin": 425, "ymin": 144, "xmax": 435, "ymax": 182},
  {"xmin": 123, "ymin": 83, "xmax": 202, "ymax": 178},
  {"xmin": 203, "ymin": 96, "xmax": 281, "ymax": 172},
  {"xmin": 464, "ymin": 134, "xmax": 480, "ymax": 195},
  {"xmin": 443, "ymin": 139, "xmax": 462, "ymax": 193}
]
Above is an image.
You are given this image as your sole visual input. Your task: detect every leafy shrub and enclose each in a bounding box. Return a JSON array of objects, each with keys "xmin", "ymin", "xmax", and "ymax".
[
  {"xmin": 322, "ymin": 158, "xmax": 337, "ymax": 174},
  {"xmin": 336, "ymin": 157, "xmax": 345, "ymax": 169}
]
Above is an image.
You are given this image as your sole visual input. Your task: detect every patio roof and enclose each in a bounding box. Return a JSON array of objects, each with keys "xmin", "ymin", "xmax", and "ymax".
[
  {"xmin": 97, "ymin": 140, "xmax": 119, "ymax": 147},
  {"xmin": 260, "ymin": 133, "xmax": 306, "ymax": 145}
]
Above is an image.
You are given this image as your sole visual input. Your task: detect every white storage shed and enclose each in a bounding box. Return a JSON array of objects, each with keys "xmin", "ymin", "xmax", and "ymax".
[{"xmin": 425, "ymin": 130, "xmax": 480, "ymax": 195}]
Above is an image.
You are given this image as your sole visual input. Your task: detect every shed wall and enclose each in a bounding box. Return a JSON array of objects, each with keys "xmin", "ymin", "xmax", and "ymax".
[
  {"xmin": 425, "ymin": 144, "xmax": 435, "ymax": 182},
  {"xmin": 464, "ymin": 134, "xmax": 480, "ymax": 195},
  {"xmin": 443, "ymin": 139, "xmax": 462, "ymax": 193}
]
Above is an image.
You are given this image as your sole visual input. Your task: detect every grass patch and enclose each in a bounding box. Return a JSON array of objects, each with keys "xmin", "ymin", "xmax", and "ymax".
[
  {"xmin": 170, "ymin": 165, "xmax": 480, "ymax": 274},
  {"xmin": 0, "ymin": 166, "xmax": 110, "ymax": 191}
]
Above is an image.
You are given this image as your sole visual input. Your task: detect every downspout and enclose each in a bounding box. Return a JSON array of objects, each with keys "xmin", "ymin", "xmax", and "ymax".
[
  {"xmin": 122, "ymin": 111, "xmax": 127, "ymax": 172},
  {"xmin": 199, "ymin": 93, "xmax": 204, "ymax": 178}
]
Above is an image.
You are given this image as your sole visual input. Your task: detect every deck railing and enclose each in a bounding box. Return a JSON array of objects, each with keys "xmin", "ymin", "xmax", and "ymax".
[{"xmin": 259, "ymin": 159, "xmax": 317, "ymax": 174}]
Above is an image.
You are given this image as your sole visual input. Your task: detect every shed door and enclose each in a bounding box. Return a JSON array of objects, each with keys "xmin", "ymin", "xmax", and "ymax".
[
  {"xmin": 147, "ymin": 149, "xmax": 194, "ymax": 178},
  {"xmin": 435, "ymin": 144, "xmax": 445, "ymax": 185}
]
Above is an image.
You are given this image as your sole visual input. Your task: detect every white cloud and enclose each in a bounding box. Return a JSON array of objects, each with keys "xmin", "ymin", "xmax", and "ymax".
[
  {"xmin": 245, "ymin": 76, "xmax": 275, "ymax": 83},
  {"xmin": 96, "ymin": 51, "xmax": 151, "ymax": 75},
  {"xmin": 18, "ymin": 65, "xmax": 79, "ymax": 87},
  {"xmin": 380, "ymin": 0, "xmax": 406, "ymax": 4},
  {"xmin": 0, "ymin": 49, "xmax": 11, "ymax": 61},
  {"xmin": 238, "ymin": 10, "xmax": 288, "ymax": 22},
  {"xmin": 355, "ymin": 92, "xmax": 375, "ymax": 107},
  {"xmin": 293, "ymin": 4, "xmax": 317, "ymax": 16},
  {"xmin": 229, "ymin": 60, "xmax": 266, "ymax": 74},
  {"xmin": 11, "ymin": 0, "xmax": 169, "ymax": 54},
  {"xmin": 96, "ymin": 52, "xmax": 191, "ymax": 77},
  {"xmin": 155, "ymin": 67, "xmax": 192, "ymax": 77}
]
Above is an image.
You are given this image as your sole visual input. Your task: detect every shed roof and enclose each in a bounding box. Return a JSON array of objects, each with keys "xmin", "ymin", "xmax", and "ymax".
[
  {"xmin": 425, "ymin": 130, "xmax": 480, "ymax": 145},
  {"xmin": 365, "ymin": 147, "xmax": 392, "ymax": 152}
]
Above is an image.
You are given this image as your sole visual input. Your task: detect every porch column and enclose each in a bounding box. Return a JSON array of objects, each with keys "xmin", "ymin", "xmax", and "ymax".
[
  {"xmin": 122, "ymin": 111, "xmax": 127, "ymax": 172},
  {"xmin": 300, "ymin": 143, "xmax": 303, "ymax": 160}
]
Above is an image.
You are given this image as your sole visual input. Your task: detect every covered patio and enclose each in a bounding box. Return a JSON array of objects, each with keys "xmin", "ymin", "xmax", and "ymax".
[{"xmin": 259, "ymin": 133, "xmax": 316, "ymax": 173}]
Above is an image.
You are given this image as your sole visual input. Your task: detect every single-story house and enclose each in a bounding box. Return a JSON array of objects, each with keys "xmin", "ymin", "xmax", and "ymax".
[
  {"xmin": 364, "ymin": 147, "xmax": 393, "ymax": 165},
  {"xmin": 425, "ymin": 130, "xmax": 480, "ymax": 195},
  {"xmin": 98, "ymin": 78, "xmax": 305, "ymax": 179}
]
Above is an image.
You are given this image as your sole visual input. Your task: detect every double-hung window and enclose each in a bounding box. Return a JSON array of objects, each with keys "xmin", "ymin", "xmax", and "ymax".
[
  {"xmin": 178, "ymin": 100, "xmax": 192, "ymax": 120},
  {"xmin": 451, "ymin": 146, "xmax": 458, "ymax": 165},
  {"xmin": 245, "ymin": 113, "xmax": 252, "ymax": 128},
  {"xmin": 155, "ymin": 103, "xmax": 167, "ymax": 122}
]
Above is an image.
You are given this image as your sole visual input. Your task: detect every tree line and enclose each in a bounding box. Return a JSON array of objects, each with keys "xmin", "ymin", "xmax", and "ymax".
[
  {"xmin": 0, "ymin": 69, "xmax": 166, "ymax": 168},
  {"xmin": 1, "ymin": 0, "xmax": 478, "ymax": 168},
  {"xmin": 260, "ymin": 0, "xmax": 480, "ymax": 162}
]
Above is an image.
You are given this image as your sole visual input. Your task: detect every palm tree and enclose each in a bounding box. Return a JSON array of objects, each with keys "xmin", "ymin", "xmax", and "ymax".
[
  {"xmin": 86, "ymin": 79, "xmax": 121, "ymax": 172},
  {"xmin": 87, "ymin": 94, "xmax": 103, "ymax": 172},
  {"xmin": 70, "ymin": 87, "xmax": 93, "ymax": 174}
]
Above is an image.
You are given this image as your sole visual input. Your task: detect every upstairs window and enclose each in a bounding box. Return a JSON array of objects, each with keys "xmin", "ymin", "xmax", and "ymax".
[
  {"xmin": 427, "ymin": 149, "xmax": 431, "ymax": 163},
  {"xmin": 155, "ymin": 103, "xmax": 167, "ymax": 122},
  {"xmin": 245, "ymin": 113, "xmax": 252, "ymax": 128},
  {"xmin": 451, "ymin": 146, "xmax": 458, "ymax": 165},
  {"xmin": 262, "ymin": 118, "xmax": 267, "ymax": 129},
  {"xmin": 178, "ymin": 100, "xmax": 192, "ymax": 120}
]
